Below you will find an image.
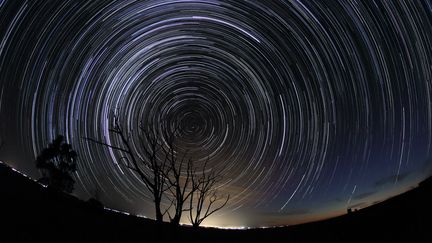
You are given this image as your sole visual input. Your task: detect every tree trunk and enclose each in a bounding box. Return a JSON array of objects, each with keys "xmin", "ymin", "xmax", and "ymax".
[
  {"xmin": 155, "ymin": 198, "xmax": 163, "ymax": 222},
  {"xmin": 170, "ymin": 198, "xmax": 183, "ymax": 226},
  {"xmin": 171, "ymin": 214, "xmax": 181, "ymax": 226}
]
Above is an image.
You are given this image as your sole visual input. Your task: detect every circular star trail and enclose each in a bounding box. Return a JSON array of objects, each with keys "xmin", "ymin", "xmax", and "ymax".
[{"xmin": 1, "ymin": 0, "xmax": 431, "ymax": 227}]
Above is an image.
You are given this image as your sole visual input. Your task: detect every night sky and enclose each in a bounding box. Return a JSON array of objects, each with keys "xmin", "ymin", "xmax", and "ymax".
[{"xmin": 1, "ymin": 0, "xmax": 432, "ymax": 228}]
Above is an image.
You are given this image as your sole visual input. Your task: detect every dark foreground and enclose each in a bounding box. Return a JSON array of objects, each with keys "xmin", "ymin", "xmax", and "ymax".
[{"xmin": 1, "ymin": 162, "xmax": 431, "ymax": 243}]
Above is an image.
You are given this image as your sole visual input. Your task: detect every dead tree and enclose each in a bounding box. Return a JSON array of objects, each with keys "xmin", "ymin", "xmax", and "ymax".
[
  {"xmin": 85, "ymin": 115, "xmax": 171, "ymax": 222},
  {"xmin": 189, "ymin": 158, "xmax": 230, "ymax": 228},
  {"xmin": 161, "ymin": 130, "xmax": 196, "ymax": 226},
  {"xmin": 86, "ymin": 113, "xmax": 229, "ymax": 226}
]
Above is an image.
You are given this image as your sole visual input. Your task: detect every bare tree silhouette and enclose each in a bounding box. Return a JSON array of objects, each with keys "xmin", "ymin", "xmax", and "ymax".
[
  {"xmin": 162, "ymin": 134, "xmax": 196, "ymax": 225},
  {"xmin": 86, "ymin": 113, "xmax": 230, "ymax": 227},
  {"xmin": 85, "ymin": 115, "xmax": 171, "ymax": 222},
  {"xmin": 189, "ymin": 158, "xmax": 229, "ymax": 228},
  {"xmin": 35, "ymin": 135, "xmax": 77, "ymax": 193}
]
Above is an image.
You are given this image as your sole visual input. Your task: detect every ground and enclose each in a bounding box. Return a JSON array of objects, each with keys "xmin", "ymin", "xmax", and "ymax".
[{"xmin": 1, "ymin": 162, "xmax": 431, "ymax": 242}]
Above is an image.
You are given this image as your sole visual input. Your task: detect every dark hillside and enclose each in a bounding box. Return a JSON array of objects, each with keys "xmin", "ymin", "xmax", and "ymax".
[{"xmin": 1, "ymin": 162, "xmax": 431, "ymax": 242}]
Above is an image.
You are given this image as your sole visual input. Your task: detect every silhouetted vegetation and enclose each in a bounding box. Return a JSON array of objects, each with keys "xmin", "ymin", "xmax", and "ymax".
[
  {"xmin": 86, "ymin": 113, "xmax": 230, "ymax": 227},
  {"xmin": 162, "ymin": 132, "xmax": 195, "ymax": 226},
  {"xmin": 86, "ymin": 198, "xmax": 104, "ymax": 210},
  {"xmin": 35, "ymin": 135, "xmax": 77, "ymax": 193},
  {"xmin": 189, "ymin": 158, "xmax": 229, "ymax": 228},
  {"xmin": 86, "ymin": 115, "xmax": 172, "ymax": 223},
  {"xmin": 1, "ymin": 161, "xmax": 431, "ymax": 242}
]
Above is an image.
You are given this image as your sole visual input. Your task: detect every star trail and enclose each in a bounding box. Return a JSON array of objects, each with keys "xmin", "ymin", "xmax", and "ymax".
[{"xmin": 1, "ymin": 0, "xmax": 431, "ymax": 227}]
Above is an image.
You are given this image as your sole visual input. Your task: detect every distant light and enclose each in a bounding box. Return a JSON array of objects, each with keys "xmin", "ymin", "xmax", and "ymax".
[
  {"xmin": 1, "ymin": 160, "xmax": 35, "ymax": 181},
  {"xmin": 103, "ymin": 207, "xmax": 131, "ymax": 216},
  {"xmin": 200, "ymin": 225, "xmax": 250, "ymax": 230}
]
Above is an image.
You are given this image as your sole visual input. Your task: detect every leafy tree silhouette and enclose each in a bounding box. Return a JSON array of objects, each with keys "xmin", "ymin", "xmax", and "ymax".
[
  {"xmin": 35, "ymin": 135, "xmax": 77, "ymax": 193},
  {"xmin": 86, "ymin": 186, "xmax": 104, "ymax": 210}
]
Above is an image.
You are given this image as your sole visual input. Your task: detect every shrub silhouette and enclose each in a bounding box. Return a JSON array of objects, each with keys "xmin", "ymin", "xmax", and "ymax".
[{"xmin": 35, "ymin": 135, "xmax": 77, "ymax": 193}]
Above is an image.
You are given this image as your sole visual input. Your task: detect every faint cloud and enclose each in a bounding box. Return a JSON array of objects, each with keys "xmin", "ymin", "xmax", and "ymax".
[
  {"xmin": 353, "ymin": 191, "xmax": 376, "ymax": 200},
  {"xmin": 372, "ymin": 200, "xmax": 382, "ymax": 205},
  {"xmin": 281, "ymin": 208, "xmax": 311, "ymax": 216},
  {"xmin": 261, "ymin": 208, "xmax": 311, "ymax": 216},
  {"xmin": 421, "ymin": 158, "xmax": 432, "ymax": 177},
  {"xmin": 349, "ymin": 202, "xmax": 367, "ymax": 209},
  {"xmin": 374, "ymin": 172, "xmax": 410, "ymax": 187},
  {"xmin": 332, "ymin": 197, "xmax": 344, "ymax": 203}
]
